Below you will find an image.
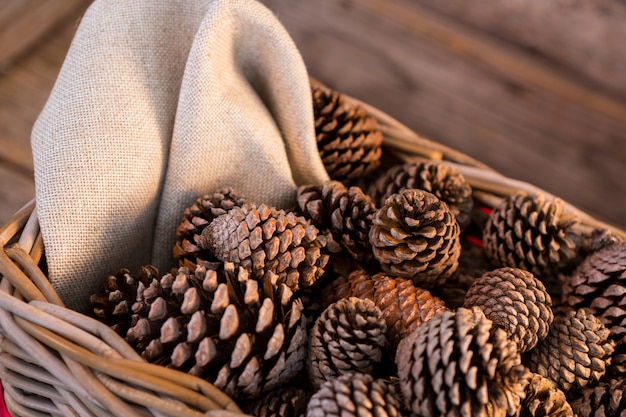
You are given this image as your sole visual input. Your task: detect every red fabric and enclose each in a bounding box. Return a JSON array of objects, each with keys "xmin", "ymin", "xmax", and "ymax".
[{"xmin": 0, "ymin": 380, "xmax": 10, "ymax": 417}]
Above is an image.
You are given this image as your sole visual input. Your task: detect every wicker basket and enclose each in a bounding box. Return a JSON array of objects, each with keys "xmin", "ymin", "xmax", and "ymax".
[{"xmin": 1, "ymin": 82, "xmax": 624, "ymax": 417}]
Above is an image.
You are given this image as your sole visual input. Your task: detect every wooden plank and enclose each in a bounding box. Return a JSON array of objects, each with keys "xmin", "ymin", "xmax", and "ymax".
[
  {"xmin": 0, "ymin": 4, "xmax": 87, "ymax": 223},
  {"xmin": 264, "ymin": 0, "xmax": 626, "ymax": 229},
  {"xmin": 410, "ymin": 0, "xmax": 626, "ymax": 100},
  {"xmin": 0, "ymin": 0, "xmax": 87, "ymax": 69},
  {"xmin": 0, "ymin": 164, "xmax": 35, "ymax": 224},
  {"xmin": 0, "ymin": 9, "xmax": 84, "ymax": 174}
]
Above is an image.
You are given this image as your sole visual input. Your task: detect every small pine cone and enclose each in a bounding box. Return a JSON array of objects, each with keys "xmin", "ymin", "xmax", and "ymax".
[
  {"xmin": 483, "ymin": 192, "xmax": 580, "ymax": 282},
  {"xmin": 297, "ymin": 180, "xmax": 376, "ymax": 261},
  {"xmin": 173, "ymin": 189, "xmax": 245, "ymax": 269},
  {"xmin": 89, "ymin": 265, "xmax": 159, "ymax": 335},
  {"xmin": 307, "ymin": 297, "xmax": 386, "ymax": 389},
  {"xmin": 520, "ymin": 373, "xmax": 574, "ymax": 417},
  {"xmin": 312, "ymin": 85, "xmax": 383, "ymax": 183},
  {"xmin": 198, "ymin": 204, "xmax": 330, "ymax": 292},
  {"xmin": 124, "ymin": 264, "xmax": 307, "ymax": 400},
  {"xmin": 463, "ymin": 267, "xmax": 554, "ymax": 353},
  {"xmin": 369, "ymin": 189, "xmax": 461, "ymax": 287},
  {"xmin": 307, "ymin": 372, "xmax": 403, "ymax": 417},
  {"xmin": 368, "ymin": 161, "xmax": 473, "ymax": 230},
  {"xmin": 563, "ymin": 242, "xmax": 626, "ymax": 374},
  {"xmin": 243, "ymin": 386, "xmax": 312, "ymax": 417},
  {"xmin": 523, "ymin": 308, "xmax": 615, "ymax": 392},
  {"xmin": 396, "ymin": 307, "xmax": 529, "ymax": 417},
  {"xmin": 322, "ymin": 270, "xmax": 448, "ymax": 350},
  {"xmin": 569, "ymin": 378, "xmax": 626, "ymax": 417}
]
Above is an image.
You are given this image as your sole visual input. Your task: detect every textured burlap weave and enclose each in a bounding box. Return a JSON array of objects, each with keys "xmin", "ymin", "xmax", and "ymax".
[{"xmin": 31, "ymin": 0, "xmax": 329, "ymax": 311}]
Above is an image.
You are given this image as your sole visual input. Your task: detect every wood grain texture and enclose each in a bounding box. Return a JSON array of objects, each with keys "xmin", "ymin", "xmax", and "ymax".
[
  {"xmin": 0, "ymin": 0, "xmax": 87, "ymax": 69},
  {"xmin": 0, "ymin": 6, "xmax": 85, "ymax": 223},
  {"xmin": 264, "ymin": 0, "xmax": 626, "ymax": 229},
  {"xmin": 411, "ymin": 0, "xmax": 626, "ymax": 100}
]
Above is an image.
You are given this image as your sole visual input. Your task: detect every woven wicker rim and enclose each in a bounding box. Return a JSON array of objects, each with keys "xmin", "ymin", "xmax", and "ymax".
[{"xmin": 1, "ymin": 83, "xmax": 624, "ymax": 417}]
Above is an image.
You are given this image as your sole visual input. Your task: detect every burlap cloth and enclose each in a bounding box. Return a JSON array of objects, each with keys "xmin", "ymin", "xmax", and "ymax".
[{"xmin": 31, "ymin": 0, "xmax": 329, "ymax": 311}]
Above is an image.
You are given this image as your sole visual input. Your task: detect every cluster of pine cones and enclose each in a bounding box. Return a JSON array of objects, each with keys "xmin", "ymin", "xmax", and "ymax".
[{"xmin": 89, "ymin": 85, "xmax": 626, "ymax": 417}]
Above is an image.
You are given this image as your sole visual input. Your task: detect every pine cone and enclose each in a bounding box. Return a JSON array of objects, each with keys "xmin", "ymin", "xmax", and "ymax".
[
  {"xmin": 297, "ymin": 180, "xmax": 376, "ymax": 261},
  {"xmin": 307, "ymin": 297, "xmax": 387, "ymax": 389},
  {"xmin": 569, "ymin": 378, "xmax": 626, "ymax": 417},
  {"xmin": 368, "ymin": 161, "xmax": 473, "ymax": 230},
  {"xmin": 198, "ymin": 204, "xmax": 330, "ymax": 292},
  {"xmin": 520, "ymin": 373, "xmax": 574, "ymax": 417},
  {"xmin": 563, "ymin": 242, "xmax": 626, "ymax": 375},
  {"xmin": 124, "ymin": 264, "xmax": 307, "ymax": 400},
  {"xmin": 463, "ymin": 267, "xmax": 554, "ymax": 353},
  {"xmin": 89, "ymin": 265, "xmax": 159, "ymax": 335},
  {"xmin": 396, "ymin": 306, "xmax": 529, "ymax": 417},
  {"xmin": 322, "ymin": 270, "xmax": 448, "ymax": 350},
  {"xmin": 243, "ymin": 386, "xmax": 312, "ymax": 417},
  {"xmin": 523, "ymin": 308, "xmax": 614, "ymax": 392},
  {"xmin": 369, "ymin": 189, "xmax": 461, "ymax": 287},
  {"xmin": 312, "ymin": 85, "xmax": 383, "ymax": 183},
  {"xmin": 483, "ymin": 192, "xmax": 580, "ymax": 285},
  {"xmin": 173, "ymin": 189, "xmax": 245, "ymax": 269},
  {"xmin": 307, "ymin": 372, "xmax": 403, "ymax": 417}
]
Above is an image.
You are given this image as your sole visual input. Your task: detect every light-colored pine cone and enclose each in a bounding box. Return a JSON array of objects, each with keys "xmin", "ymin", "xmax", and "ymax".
[
  {"xmin": 396, "ymin": 307, "xmax": 529, "ymax": 417},
  {"xmin": 312, "ymin": 85, "xmax": 383, "ymax": 183},
  {"xmin": 463, "ymin": 267, "xmax": 554, "ymax": 353},
  {"xmin": 520, "ymin": 373, "xmax": 574, "ymax": 417},
  {"xmin": 173, "ymin": 188, "xmax": 246, "ymax": 269},
  {"xmin": 563, "ymin": 241, "xmax": 626, "ymax": 375},
  {"xmin": 483, "ymin": 192, "xmax": 580, "ymax": 286},
  {"xmin": 198, "ymin": 203, "xmax": 330, "ymax": 292},
  {"xmin": 306, "ymin": 372, "xmax": 403, "ymax": 417},
  {"xmin": 307, "ymin": 297, "xmax": 387, "ymax": 389},
  {"xmin": 523, "ymin": 308, "xmax": 614, "ymax": 392},
  {"xmin": 297, "ymin": 180, "xmax": 376, "ymax": 261},
  {"xmin": 369, "ymin": 189, "xmax": 461, "ymax": 287}
]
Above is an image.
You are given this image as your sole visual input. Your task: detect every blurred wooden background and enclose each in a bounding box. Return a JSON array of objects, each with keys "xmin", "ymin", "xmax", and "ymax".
[{"xmin": 1, "ymin": 0, "xmax": 625, "ymax": 231}]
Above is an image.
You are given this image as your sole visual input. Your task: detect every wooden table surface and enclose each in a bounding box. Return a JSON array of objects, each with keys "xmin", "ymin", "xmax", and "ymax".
[{"xmin": 1, "ymin": 0, "xmax": 625, "ymax": 232}]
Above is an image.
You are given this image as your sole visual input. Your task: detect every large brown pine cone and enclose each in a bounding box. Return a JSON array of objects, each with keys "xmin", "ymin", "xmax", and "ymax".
[
  {"xmin": 368, "ymin": 161, "xmax": 473, "ymax": 230},
  {"xmin": 198, "ymin": 203, "xmax": 329, "ymax": 292},
  {"xmin": 89, "ymin": 265, "xmax": 159, "ymax": 335},
  {"xmin": 369, "ymin": 189, "xmax": 461, "ymax": 287},
  {"xmin": 123, "ymin": 264, "xmax": 307, "ymax": 400},
  {"xmin": 463, "ymin": 267, "xmax": 554, "ymax": 353},
  {"xmin": 483, "ymin": 192, "xmax": 580, "ymax": 287},
  {"xmin": 322, "ymin": 270, "xmax": 448, "ymax": 350},
  {"xmin": 307, "ymin": 372, "xmax": 403, "ymax": 417},
  {"xmin": 173, "ymin": 189, "xmax": 245, "ymax": 269},
  {"xmin": 297, "ymin": 180, "xmax": 376, "ymax": 261},
  {"xmin": 563, "ymin": 241, "xmax": 626, "ymax": 375},
  {"xmin": 312, "ymin": 85, "xmax": 383, "ymax": 183},
  {"xmin": 396, "ymin": 307, "xmax": 529, "ymax": 417},
  {"xmin": 243, "ymin": 386, "xmax": 312, "ymax": 417},
  {"xmin": 523, "ymin": 308, "xmax": 614, "ymax": 392},
  {"xmin": 307, "ymin": 297, "xmax": 387, "ymax": 389},
  {"xmin": 569, "ymin": 378, "xmax": 626, "ymax": 417}
]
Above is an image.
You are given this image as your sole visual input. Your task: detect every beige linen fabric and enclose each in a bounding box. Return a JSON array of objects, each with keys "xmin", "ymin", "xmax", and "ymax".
[{"xmin": 31, "ymin": 0, "xmax": 329, "ymax": 311}]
